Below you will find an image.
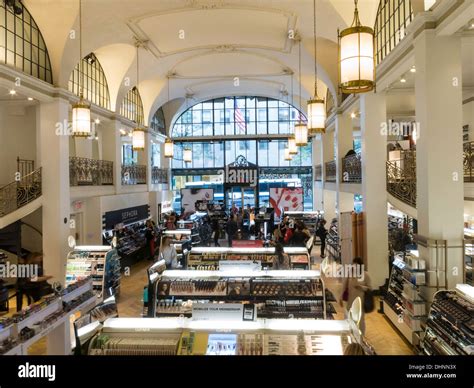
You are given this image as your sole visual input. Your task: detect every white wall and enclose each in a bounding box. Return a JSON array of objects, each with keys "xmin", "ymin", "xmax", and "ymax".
[
  {"xmin": 0, "ymin": 104, "xmax": 37, "ymax": 185},
  {"xmin": 21, "ymin": 207, "xmax": 43, "ymax": 253}
]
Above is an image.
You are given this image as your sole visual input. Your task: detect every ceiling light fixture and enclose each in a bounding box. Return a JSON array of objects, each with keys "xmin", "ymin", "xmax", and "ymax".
[
  {"xmin": 72, "ymin": 0, "xmax": 91, "ymax": 138},
  {"xmin": 27, "ymin": 97, "xmax": 34, "ymax": 101},
  {"xmin": 307, "ymin": 0, "xmax": 326, "ymax": 134},
  {"xmin": 183, "ymin": 147, "xmax": 192, "ymax": 163},
  {"xmin": 351, "ymin": 112, "xmax": 356, "ymax": 119},
  {"xmin": 284, "ymin": 145, "xmax": 293, "ymax": 161},
  {"xmin": 9, "ymin": 89, "xmax": 16, "ymax": 95},
  {"xmin": 94, "ymin": 118, "xmax": 100, "ymax": 124},
  {"xmin": 338, "ymin": 0, "xmax": 375, "ymax": 94},
  {"xmin": 295, "ymin": 38, "xmax": 308, "ymax": 146},
  {"xmin": 410, "ymin": 66, "xmax": 416, "ymax": 73},
  {"xmin": 132, "ymin": 41, "xmax": 145, "ymax": 151},
  {"xmin": 120, "ymin": 129, "xmax": 126, "ymax": 136},
  {"xmin": 288, "ymin": 134, "xmax": 298, "ymax": 155},
  {"xmin": 400, "ymin": 77, "xmax": 406, "ymax": 83}
]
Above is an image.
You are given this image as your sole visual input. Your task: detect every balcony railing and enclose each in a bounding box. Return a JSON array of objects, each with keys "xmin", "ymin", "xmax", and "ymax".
[
  {"xmin": 151, "ymin": 167, "xmax": 168, "ymax": 184},
  {"xmin": 325, "ymin": 161, "xmax": 336, "ymax": 183},
  {"xmin": 0, "ymin": 168, "xmax": 42, "ymax": 217},
  {"xmin": 314, "ymin": 165, "xmax": 322, "ymax": 181},
  {"xmin": 122, "ymin": 164, "xmax": 147, "ymax": 185},
  {"xmin": 69, "ymin": 157, "xmax": 113, "ymax": 186},
  {"xmin": 341, "ymin": 153, "xmax": 362, "ymax": 183},
  {"xmin": 464, "ymin": 141, "xmax": 474, "ymax": 182},
  {"xmin": 386, "ymin": 150, "xmax": 416, "ymax": 208}
]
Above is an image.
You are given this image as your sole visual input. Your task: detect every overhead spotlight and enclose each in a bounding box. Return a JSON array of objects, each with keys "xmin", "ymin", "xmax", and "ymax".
[
  {"xmin": 120, "ymin": 129, "xmax": 126, "ymax": 136},
  {"xmin": 9, "ymin": 89, "xmax": 16, "ymax": 95},
  {"xmin": 27, "ymin": 97, "xmax": 34, "ymax": 101},
  {"xmin": 350, "ymin": 112, "xmax": 356, "ymax": 119},
  {"xmin": 94, "ymin": 118, "xmax": 100, "ymax": 124},
  {"xmin": 128, "ymin": 132, "xmax": 133, "ymax": 138},
  {"xmin": 410, "ymin": 66, "xmax": 416, "ymax": 73},
  {"xmin": 400, "ymin": 77, "xmax": 406, "ymax": 83},
  {"xmin": 95, "ymin": 136, "xmax": 99, "ymax": 140}
]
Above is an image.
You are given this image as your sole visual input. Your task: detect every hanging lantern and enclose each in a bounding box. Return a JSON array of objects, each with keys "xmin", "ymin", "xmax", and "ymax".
[
  {"xmin": 164, "ymin": 138, "xmax": 174, "ymax": 158},
  {"xmin": 338, "ymin": 0, "xmax": 375, "ymax": 94},
  {"xmin": 288, "ymin": 135, "xmax": 298, "ymax": 155},
  {"xmin": 307, "ymin": 98, "xmax": 326, "ymax": 134},
  {"xmin": 183, "ymin": 147, "xmax": 192, "ymax": 163},
  {"xmin": 72, "ymin": 95, "xmax": 91, "ymax": 137},
  {"xmin": 294, "ymin": 121, "xmax": 308, "ymax": 146},
  {"xmin": 307, "ymin": 0, "xmax": 326, "ymax": 134},
  {"xmin": 132, "ymin": 127, "xmax": 145, "ymax": 151},
  {"xmin": 284, "ymin": 146, "xmax": 292, "ymax": 161}
]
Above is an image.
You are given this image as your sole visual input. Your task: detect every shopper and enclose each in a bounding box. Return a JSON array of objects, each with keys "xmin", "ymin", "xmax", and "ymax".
[
  {"xmin": 316, "ymin": 219, "xmax": 328, "ymax": 258},
  {"xmin": 211, "ymin": 218, "xmax": 221, "ymax": 247},
  {"xmin": 145, "ymin": 219, "xmax": 156, "ymax": 260},
  {"xmin": 291, "ymin": 223, "xmax": 307, "ymax": 247},
  {"xmin": 225, "ymin": 215, "xmax": 238, "ymax": 247},
  {"xmin": 16, "ymin": 252, "xmax": 52, "ymax": 311},
  {"xmin": 249, "ymin": 207, "xmax": 256, "ymax": 235},
  {"xmin": 159, "ymin": 236, "xmax": 179, "ymax": 269},
  {"xmin": 272, "ymin": 242, "xmax": 290, "ymax": 270},
  {"xmin": 283, "ymin": 221, "xmax": 294, "ymax": 245},
  {"xmin": 340, "ymin": 257, "xmax": 371, "ymax": 335}
]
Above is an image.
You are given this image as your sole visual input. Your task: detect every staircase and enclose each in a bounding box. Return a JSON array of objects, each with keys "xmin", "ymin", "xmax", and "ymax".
[{"xmin": 0, "ymin": 166, "xmax": 42, "ymax": 229}]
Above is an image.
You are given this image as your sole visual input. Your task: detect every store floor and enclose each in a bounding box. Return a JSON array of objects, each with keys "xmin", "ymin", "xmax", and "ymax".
[{"xmin": 116, "ymin": 255, "xmax": 414, "ymax": 355}]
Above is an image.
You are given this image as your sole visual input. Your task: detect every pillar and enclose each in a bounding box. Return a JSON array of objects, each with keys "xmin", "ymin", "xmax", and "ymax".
[
  {"xmin": 104, "ymin": 119, "xmax": 123, "ymax": 193},
  {"xmin": 322, "ymin": 128, "xmax": 336, "ymax": 221},
  {"xmin": 335, "ymin": 112, "xmax": 355, "ymax": 217},
  {"xmin": 360, "ymin": 91, "xmax": 389, "ymax": 289},
  {"xmin": 414, "ymin": 31, "xmax": 464, "ymax": 293},
  {"xmin": 312, "ymin": 135, "xmax": 324, "ymax": 211},
  {"xmin": 37, "ymin": 98, "xmax": 70, "ymax": 285}
]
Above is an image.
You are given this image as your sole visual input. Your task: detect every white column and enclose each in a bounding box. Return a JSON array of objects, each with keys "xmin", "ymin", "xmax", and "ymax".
[
  {"xmin": 361, "ymin": 91, "xmax": 389, "ymax": 289},
  {"xmin": 312, "ymin": 136, "xmax": 324, "ymax": 211},
  {"xmin": 335, "ymin": 112, "xmax": 355, "ymax": 217},
  {"xmin": 322, "ymin": 129, "xmax": 336, "ymax": 220},
  {"xmin": 108, "ymin": 120, "xmax": 123, "ymax": 193},
  {"xmin": 414, "ymin": 31, "xmax": 464, "ymax": 291},
  {"xmin": 38, "ymin": 99, "xmax": 70, "ymax": 285}
]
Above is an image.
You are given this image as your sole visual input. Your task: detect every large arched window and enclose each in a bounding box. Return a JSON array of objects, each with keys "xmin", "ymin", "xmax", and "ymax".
[
  {"xmin": 172, "ymin": 96, "xmax": 306, "ymax": 138},
  {"xmin": 374, "ymin": 0, "xmax": 414, "ymax": 65},
  {"xmin": 150, "ymin": 107, "xmax": 166, "ymax": 135},
  {"xmin": 170, "ymin": 96, "xmax": 313, "ymax": 211},
  {"xmin": 120, "ymin": 86, "xmax": 144, "ymax": 124},
  {"xmin": 69, "ymin": 53, "xmax": 110, "ymax": 110},
  {"xmin": 0, "ymin": 1, "xmax": 52, "ymax": 83}
]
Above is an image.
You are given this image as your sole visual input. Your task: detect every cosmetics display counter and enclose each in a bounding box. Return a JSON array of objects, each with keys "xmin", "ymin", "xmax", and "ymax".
[
  {"xmin": 326, "ymin": 218, "xmax": 341, "ymax": 262},
  {"xmin": 88, "ymin": 317, "xmax": 371, "ymax": 356},
  {"xmin": 383, "ymin": 254, "xmax": 427, "ymax": 346},
  {"xmin": 103, "ymin": 221, "xmax": 147, "ymax": 268},
  {"xmin": 1, "ymin": 277, "xmax": 98, "ymax": 355},
  {"xmin": 149, "ymin": 269, "xmax": 336, "ymax": 320},
  {"xmin": 282, "ymin": 211, "xmax": 323, "ymax": 234},
  {"xmin": 422, "ymin": 284, "xmax": 474, "ymax": 355},
  {"xmin": 161, "ymin": 230, "xmax": 192, "ymax": 268},
  {"xmin": 66, "ymin": 246, "xmax": 121, "ymax": 298},
  {"xmin": 187, "ymin": 247, "xmax": 310, "ymax": 270}
]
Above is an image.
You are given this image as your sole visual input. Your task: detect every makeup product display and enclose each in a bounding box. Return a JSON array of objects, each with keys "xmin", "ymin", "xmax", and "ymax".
[
  {"xmin": 187, "ymin": 247, "xmax": 310, "ymax": 270},
  {"xmin": 282, "ymin": 211, "xmax": 322, "ymax": 235},
  {"xmin": 384, "ymin": 257, "xmax": 427, "ymax": 346},
  {"xmin": 87, "ymin": 317, "xmax": 368, "ymax": 356},
  {"xmin": 151, "ymin": 269, "xmax": 335, "ymax": 320},
  {"xmin": 326, "ymin": 218, "xmax": 341, "ymax": 262},
  {"xmin": 422, "ymin": 286, "xmax": 474, "ymax": 355},
  {"xmin": 66, "ymin": 247, "xmax": 121, "ymax": 297}
]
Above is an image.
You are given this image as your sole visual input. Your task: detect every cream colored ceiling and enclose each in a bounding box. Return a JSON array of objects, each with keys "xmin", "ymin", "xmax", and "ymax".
[{"xmin": 24, "ymin": 0, "xmax": 381, "ymax": 125}]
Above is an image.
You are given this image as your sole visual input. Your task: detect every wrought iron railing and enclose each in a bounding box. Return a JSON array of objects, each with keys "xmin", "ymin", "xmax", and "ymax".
[
  {"xmin": 463, "ymin": 141, "xmax": 474, "ymax": 182},
  {"xmin": 341, "ymin": 153, "xmax": 362, "ymax": 183},
  {"xmin": 325, "ymin": 161, "xmax": 336, "ymax": 183},
  {"xmin": 151, "ymin": 167, "xmax": 168, "ymax": 184},
  {"xmin": 69, "ymin": 157, "xmax": 113, "ymax": 186},
  {"xmin": 0, "ymin": 168, "xmax": 42, "ymax": 217},
  {"xmin": 314, "ymin": 164, "xmax": 322, "ymax": 181},
  {"xmin": 122, "ymin": 164, "xmax": 147, "ymax": 185},
  {"xmin": 386, "ymin": 150, "xmax": 416, "ymax": 208}
]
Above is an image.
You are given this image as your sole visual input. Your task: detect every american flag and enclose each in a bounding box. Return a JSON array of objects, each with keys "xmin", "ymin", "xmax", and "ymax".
[{"xmin": 234, "ymin": 100, "xmax": 247, "ymax": 134}]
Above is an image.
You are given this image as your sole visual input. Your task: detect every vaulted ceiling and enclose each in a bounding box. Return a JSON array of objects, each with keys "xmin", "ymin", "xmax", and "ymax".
[{"xmin": 24, "ymin": 0, "xmax": 381, "ymax": 125}]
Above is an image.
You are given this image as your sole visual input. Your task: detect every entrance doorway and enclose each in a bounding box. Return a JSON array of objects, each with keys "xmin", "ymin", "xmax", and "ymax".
[{"xmin": 225, "ymin": 186, "xmax": 256, "ymax": 211}]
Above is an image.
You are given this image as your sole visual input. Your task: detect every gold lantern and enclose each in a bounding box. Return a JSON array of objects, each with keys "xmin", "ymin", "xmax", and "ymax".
[
  {"xmin": 132, "ymin": 127, "xmax": 145, "ymax": 151},
  {"xmin": 164, "ymin": 138, "xmax": 174, "ymax": 158}
]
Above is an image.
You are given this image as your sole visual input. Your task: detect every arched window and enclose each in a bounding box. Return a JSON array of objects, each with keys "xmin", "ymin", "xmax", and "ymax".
[
  {"xmin": 150, "ymin": 107, "xmax": 166, "ymax": 135},
  {"xmin": 69, "ymin": 53, "xmax": 110, "ymax": 110},
  {"xmin": 171, "ymin": 96, "xmax": 307, "ymax": 138},
  {"xmin": 120, "ymin": 86, "xmax": 144, "ymax": 124},
  {"xmin": 374, "ymin": 0, "xmax": 414, "ymax": 65},
  {"xmin": 0, "ymin": 1, "xmax": 52, "ymax": 83}
]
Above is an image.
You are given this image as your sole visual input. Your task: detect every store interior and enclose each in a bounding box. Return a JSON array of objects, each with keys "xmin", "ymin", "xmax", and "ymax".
[{"xmin": 0, "ymin": 0, "xmax": 473, "ymax": 359}]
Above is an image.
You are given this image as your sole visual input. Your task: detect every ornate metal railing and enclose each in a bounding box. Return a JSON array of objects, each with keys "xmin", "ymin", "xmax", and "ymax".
[
  {"xmin": 314, "ymin": 164, "xmax": 322, "ymax": 181},
  {"xmin": 464, "ymin": 141, "xmax": 474, "ymax": 182},
  {"xmin": 341, "ymin": 153, "xmax": 362, "ymax": 183},
  {"xmin": 386, "ymin": 150, "xmax": 416, "ymax": 208},
  {"xmin": 69, "ymin": 157, "xmax": 113, "ymax": 186},
  {"xmin": 325, "ymin": 161, "xmax": 336, "ymax": 183},
  {"xmin": 122, "ymin": 164, "xmax": 147, "ymax": 185},
  {"xmin": 151, "ymin": 167, "xmax": 168, "ymax": 184},
  {"xmin": 0, "ymin": 168, "xmax": 42, "ymax": 217}
]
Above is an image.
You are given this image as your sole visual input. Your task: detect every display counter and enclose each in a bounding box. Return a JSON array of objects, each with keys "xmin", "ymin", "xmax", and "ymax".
[
  {"xmin": 149, "ymin": 269, "xmax": 336, "ymax": 320},
  {"xmin": 187, "ymin": 247, "xmax": 310, "ymax": 270},
  {"xmin": 88, "ymin": 316, "xmax": 370, "ymax": 356}
]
